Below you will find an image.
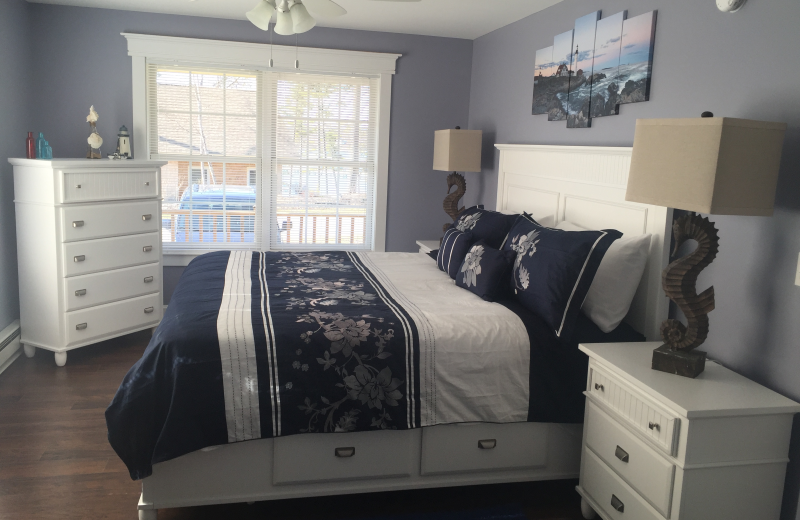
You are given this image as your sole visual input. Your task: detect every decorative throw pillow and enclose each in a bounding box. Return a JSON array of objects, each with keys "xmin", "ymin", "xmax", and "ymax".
[
  {"xmin": 504, "ymin": 215, "xmax": 621, "ymax": 341},
  {"xmin": 449, "ymin": 206, "xmax": 519, "ymax": 249},
  {"xmin": 555, "ymin": 221, "xmax": 652, "ymax": 333},
  {"xmin": 437, "ymin": 228, "xmax": 475, "ymax": 279},
  {"xmin": 455, "ymin": 240, "xmax": 515, "ymax": 302}
]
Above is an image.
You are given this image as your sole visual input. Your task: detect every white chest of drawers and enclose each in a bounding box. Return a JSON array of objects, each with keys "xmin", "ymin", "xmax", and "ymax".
[
  {"xmin": 577, "ymin": 342, "xmax": 800, "ymax": 520},
  {"xmin": 9, "ymin": 159, "xmax": 167, "ymax": 366}
]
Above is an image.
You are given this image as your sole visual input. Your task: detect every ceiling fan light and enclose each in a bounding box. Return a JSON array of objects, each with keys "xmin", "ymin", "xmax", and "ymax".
[
  {"xmin": 274, "ymin": 1, "xmax": 295, "ymax": 35},
  {"xmin": 291, "ymin": 2, "xmax": 316, "ymax": 34},
  {"xmin": 245, "ymin": 0, "xmax": 276, "ymax": 31}
]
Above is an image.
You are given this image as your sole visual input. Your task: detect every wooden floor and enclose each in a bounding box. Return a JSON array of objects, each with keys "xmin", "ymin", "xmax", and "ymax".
[{"xmin": 0, "ymin": 332, "xmax": 585, "ymax": 520}]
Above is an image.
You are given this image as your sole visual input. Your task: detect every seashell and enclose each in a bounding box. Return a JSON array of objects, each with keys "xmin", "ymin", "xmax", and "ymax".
[
  {"xmin": 86, "ymin": 105, "xmax": 99, "ymax": 123},
  {"xmin": 87, "ymin": 132, "xmax": 103, "ymax": 149}
]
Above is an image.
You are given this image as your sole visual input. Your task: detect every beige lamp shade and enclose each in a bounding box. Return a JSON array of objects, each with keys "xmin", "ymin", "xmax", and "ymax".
[
  {"xmin": 625, "ymin": 117, "xmax": 787, "ymax": 216},
  {"xmin": 433, "ymin": 129, "xmax": 483, "ymax": 172}
]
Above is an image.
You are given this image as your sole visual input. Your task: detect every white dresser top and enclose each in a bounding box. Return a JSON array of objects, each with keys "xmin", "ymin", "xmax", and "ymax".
[
  {"xmin": 8, "ymin": 158, "xmax": 167, "ymax": 168},
  {"xmin": 580, "ymin": 342, "xmax": 800, "ymax": 419}
]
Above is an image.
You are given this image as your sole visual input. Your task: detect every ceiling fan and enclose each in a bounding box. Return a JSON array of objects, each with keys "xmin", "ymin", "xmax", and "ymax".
[{"xmin": 246, "ymin": 0, "xmax": 421, "ymax": 36}]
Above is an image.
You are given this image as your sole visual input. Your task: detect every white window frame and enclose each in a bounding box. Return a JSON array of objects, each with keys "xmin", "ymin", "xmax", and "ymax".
[{"xmin": 124, "ymin": 33, "xmax": 399, "ymax": 266}]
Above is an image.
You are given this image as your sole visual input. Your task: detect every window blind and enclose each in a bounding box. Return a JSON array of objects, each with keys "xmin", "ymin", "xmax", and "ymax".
[
  {"xmin": 267, "ymin": 73, "xmax": 378, "ymax": 250},
  {"xmin": 146, "ymin": 63, "xmax": 262, "ymax": 250}
]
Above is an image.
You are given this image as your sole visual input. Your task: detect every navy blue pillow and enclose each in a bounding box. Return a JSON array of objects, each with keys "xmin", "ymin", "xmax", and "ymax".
[
  {"xmin": 450, "ymin": 206, "xmax": 519, "ymax": 249},
  {"xmin": 437, "ymin": 228, "xmax": 475, "ymax": 279},
  {"xmin": 503, "ymin": 215, "xmax": 621, "ymax": 341},
  {"xmin": 455, "ymin": 240, "xmax": 515, "ymax": 302}
]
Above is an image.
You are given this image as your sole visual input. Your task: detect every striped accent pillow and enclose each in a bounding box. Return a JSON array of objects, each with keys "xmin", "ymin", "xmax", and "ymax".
[{"xmin": 436, "ymin": 228, "xmax": 475, "ymax": 279}]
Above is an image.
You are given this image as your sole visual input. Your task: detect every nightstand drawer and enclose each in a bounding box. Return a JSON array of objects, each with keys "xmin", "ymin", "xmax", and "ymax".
[
  {"xmin": 581, "ymin": 447, "xmax": 664, "ymax": 520},
  {"xmin": 64, "ymin": 263, "xmax": 160, "ymax": 311},
  {"xmin": 61, "ymin": 169, "xmax": 159, "ymax": 203},
  {"xmin": 589, "ymin": 364, "xmax": 680, "ymax": 456},
  {"xmin": 585, "ymin": 402, "xmax": 674, "ymax": 517},
  {"xmin": 66, "ymin": 293, "xmax": 161, "ymax": 346},
  {"xmin": 61, "ymin": 201, "xmax": 159, "ymax": 242},
  {"xmin": 62, "ymin": 232, "xmax": 160, "ymax": 277}
]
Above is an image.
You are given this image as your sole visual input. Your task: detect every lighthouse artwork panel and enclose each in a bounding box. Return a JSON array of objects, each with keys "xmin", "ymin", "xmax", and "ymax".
[{"xmin": 531, "ymin": 9, "xmax": 657, "ymax": 129}]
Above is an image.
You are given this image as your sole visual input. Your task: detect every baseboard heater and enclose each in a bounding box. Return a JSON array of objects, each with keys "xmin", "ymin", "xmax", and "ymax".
[{"xmin": 0, "ymin": 320, "xmax": 22, "ymax": 375}]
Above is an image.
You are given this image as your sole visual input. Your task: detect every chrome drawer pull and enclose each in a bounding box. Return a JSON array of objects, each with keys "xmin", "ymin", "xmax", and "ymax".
[
  {"xmin": 615, "ymin": 445, "xmax": 629, "ymax": 463},
  {"xmin": 594, "ymin": 383, "xmax": 604, "ymax": 392},
  {"xmin": 75, "ymin": 289, "xmax": 86, "ymax": 297},
  {"xmin": 143, "ymin": 246, "xmax": 153, "ymax": 252},
  {"xmin": 648, "ymin": 422, "xmax": 660, "ymax": 431},
  {"xmin": 75, "ymin": 184, "xmax": 81, "ymax": 189},
  {"xmin": 142, "ymin": 214, "xmax": 152, "ymax": 221},
  {"xmin": 144, "ymin": 307, "xmax": 154, "ymax": 314},
  {"xmin": 75, "ymin": 323, "xmax": 87, "ymax": 330},
  {"xmin": 478, "ymin": 439, "xmax": 497, "ymax": 450},
  {"xmin": 144, "ymin": 276, "xmax": 154, "ymax": 283},
  {"xmin": 72, "ymin": 220, "xmax": 84, "ymax": 228},
  {"xmin": 145, "ymin": 181, "xmax": 150, "ymax": 186},
  {"xmin": 611, "ymin": 494, "xmax": 624, "ymax": 513},
  {"xmin": 73, "ymin": 255, "xmax": 85, "ymax": 262},
  {"xmin": 334, "ymin": 447, "xmax": 355, "ymax": 458}
]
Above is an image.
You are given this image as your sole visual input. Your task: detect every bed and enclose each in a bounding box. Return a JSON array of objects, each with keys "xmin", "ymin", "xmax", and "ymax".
[{"xmin": 112, "ymin": 145, "xmax": 673, "ymax": 519}]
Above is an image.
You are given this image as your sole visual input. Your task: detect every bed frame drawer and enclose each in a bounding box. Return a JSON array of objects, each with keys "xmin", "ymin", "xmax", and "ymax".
[
  {"xmin": 589, "ymin": 363, "xmax": 680, "ymax": 456},
  {"xmin": 585, "ymin": 402, "xmax": 675, "ymax": 517},
  {"xmin": 272, "ymin": 430, "xmax": 413, "ymax": 485},
  {"xmin": 61, "ymin": 201, "xmax": 159, "ymax": 242},
  {"xmin": 62, "ymin": 232, "xmax": 160, "ymax": 277},
  {"xmin": 60, "ymin": 168, "xmax": 159, "ymax": 203},
  {"xmin": 580, "ymin": 447, "xmax": 664, "ymax": 520},
  {"xmin": 66, "ymin": 293, "xmax": 161, "ymax": 346},
  {"xmin": 420, "ymin": 422, "xmax": 548, "ymax": 475}
]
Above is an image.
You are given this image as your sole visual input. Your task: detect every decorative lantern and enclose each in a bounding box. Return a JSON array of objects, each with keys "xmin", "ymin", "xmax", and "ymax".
[{"xmin": 116, "ymin": 125, "xmax": 132, "ymax": 158}]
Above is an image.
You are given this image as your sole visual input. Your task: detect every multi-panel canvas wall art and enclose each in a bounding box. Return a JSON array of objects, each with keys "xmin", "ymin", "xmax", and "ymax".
[{"xmin": 531, "ymin": 9, "xmax": 657, "ymax": 129}]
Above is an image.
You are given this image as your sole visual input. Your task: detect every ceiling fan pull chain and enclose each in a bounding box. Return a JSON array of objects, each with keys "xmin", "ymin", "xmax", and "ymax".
[{"xmin": 295, "ymin": 33, "xmax": 300, "ymax": 68}]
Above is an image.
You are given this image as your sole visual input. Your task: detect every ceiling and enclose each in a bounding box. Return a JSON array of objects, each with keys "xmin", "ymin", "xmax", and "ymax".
[{"xmin": 26, "ymin": 0, "xmax": 563, "ymax": 40}]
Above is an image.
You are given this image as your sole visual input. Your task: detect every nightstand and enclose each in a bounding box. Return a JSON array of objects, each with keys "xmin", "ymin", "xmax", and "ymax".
[
  {"xmin": 416, "ymin": 240, "xmax": 440, "ymax": 255},
  {"xmin": 577, "ymin": 342, "xmax": 800, "ymax": 520}
]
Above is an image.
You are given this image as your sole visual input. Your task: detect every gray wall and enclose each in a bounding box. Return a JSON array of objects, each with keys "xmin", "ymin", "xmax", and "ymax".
[
  {"xmin": 27, "ymin": 3, "xmax": 473, "ymax": 265},
  {"xmin": 468, "ymin": 1, "xmax": 800, "ymax": 518},
  {"xmin": 0, "ymin": 0, "xmax": 29, "ymax": 331}
]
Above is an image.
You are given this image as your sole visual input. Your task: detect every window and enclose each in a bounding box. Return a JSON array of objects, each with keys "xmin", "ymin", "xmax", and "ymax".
[
  {"xmin": 128, "ymin": 33, "xmax": 398, "ymax": 260},
  {"xmin": 268, "ymin": 73, "xmax": 377, "ymax": 249}
]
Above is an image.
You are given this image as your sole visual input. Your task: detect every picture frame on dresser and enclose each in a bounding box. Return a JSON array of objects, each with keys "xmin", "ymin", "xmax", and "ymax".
[{"xmin": 8, "ymin": 159, "xmax": 167, "ymax": 366}]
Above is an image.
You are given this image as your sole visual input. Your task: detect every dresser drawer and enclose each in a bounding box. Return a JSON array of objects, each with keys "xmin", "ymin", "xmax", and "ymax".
[
  {"xmin": 273, "ymin": 430, "xmax": 412, "ymax": 485},
  {"xmin": 61, "ymin": 169, "xmax": 159, "ymax": 203},
  {"xmin": 581, "ymin": 447, "xmax": 664, "ymax": 520},
  {"xmin": 62, "ymin": 232, "xmax": 160, "ymax": 277},
  {"xmin": 421, "ymin": 422, "xmax": 548, "ymax": 475},
  {"xmin": 64, "ymin": 263, "xmax": 160, "ymax": 311},
  {"xmin": 586, "ymin": 402, "xmax": 674, "ymax": 517},
  {"xmin": 61, "ymin": 201, "xmax": 159, "ymax": 242},
  {"xmin": 589, "ymin": 364, "xmax": 680, "ymax": 456},
  {"xmin": 66, "ymin": 293, "xmax": 161, "ymax": 346}
]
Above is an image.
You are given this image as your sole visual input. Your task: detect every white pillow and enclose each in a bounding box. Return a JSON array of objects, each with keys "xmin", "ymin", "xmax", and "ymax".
[{"xmin": 555, "ymin": 221, "xmax": 651, "ymax": 333}]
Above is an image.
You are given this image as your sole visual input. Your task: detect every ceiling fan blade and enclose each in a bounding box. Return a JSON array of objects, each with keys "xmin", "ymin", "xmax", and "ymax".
[{"xmin": 302, "ymin": 0, "xmax": 347, "ymax": 17}]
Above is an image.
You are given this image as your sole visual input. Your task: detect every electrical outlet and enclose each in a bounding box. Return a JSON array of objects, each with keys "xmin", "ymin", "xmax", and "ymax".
[{"xmin": 796, "ymin": 253, "xmax": 800, "ymax": 286}]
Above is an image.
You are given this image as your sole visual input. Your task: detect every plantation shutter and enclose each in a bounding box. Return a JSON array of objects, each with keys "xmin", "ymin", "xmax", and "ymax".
[
  {"xmin": 267, "ymin": 72, "xmax": 378, "ymax": 250},
  {"xmin": 146, "ymin": 62, "xmax": 262, "ymax": 250}
]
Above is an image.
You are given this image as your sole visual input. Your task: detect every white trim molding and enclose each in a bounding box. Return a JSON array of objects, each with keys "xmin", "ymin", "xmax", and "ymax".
[
  {"xmin": 0, "ymin": 320, "xmax": 21, "ymax": 376},
  {"xmin": 123, "ymin": 33, "xmax": 400, "ymax": 258}
]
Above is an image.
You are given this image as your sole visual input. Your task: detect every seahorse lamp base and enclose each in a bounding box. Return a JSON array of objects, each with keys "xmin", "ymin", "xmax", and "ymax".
[{"xmin": 652, "ymin": 345, "xmax": 707, "ymax": 378}]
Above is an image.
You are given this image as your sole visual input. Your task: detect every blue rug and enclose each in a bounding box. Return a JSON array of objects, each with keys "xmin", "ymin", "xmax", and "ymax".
[{"xmin": 364, "ymin": 503, "xmax": 527, "ymax": 520}]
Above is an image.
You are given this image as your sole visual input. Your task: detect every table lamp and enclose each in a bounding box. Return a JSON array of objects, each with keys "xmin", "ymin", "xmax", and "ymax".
[
  {"xmin": 433, "ymin": 127, "xmax": 483, "ymax": 233},
  {"xmin": 625, "ymin": 114, "xmax": 787, "ymax": 378}
]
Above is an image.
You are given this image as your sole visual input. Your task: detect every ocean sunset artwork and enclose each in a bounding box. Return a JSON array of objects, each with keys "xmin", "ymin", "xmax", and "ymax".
[{"xmin": 530, "ymin": 9, "xmax": 657, "ymax": 129}]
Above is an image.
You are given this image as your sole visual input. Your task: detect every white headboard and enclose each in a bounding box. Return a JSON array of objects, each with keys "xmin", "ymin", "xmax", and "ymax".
[{"xmin": 495, "ymin": 144, "xmax": 672, "ymax": 341}]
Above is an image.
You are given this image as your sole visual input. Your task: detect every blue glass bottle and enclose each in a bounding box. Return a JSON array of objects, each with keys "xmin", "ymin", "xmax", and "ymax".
[
  {"xmin": 36, "ymin": 132, "xmax": 45, "ymax": 159},
  {"xmin": 43, "ymin": 141, "xmax": 53, "ymax": 160}
]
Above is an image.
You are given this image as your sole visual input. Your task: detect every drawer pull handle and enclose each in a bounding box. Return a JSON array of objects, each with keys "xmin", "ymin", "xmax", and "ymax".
[
  {"xmin": 611, "ymin": 494, "xmax": 624, "ymax": 513},
  {"xmin": 142, "ymin": 214, "xmax": 152, "ymax": 221},
  {"xmin": 478, "ymin": 439, "xmax": 497, "ymax": 450},
  {"xmin": 615, "ymin": 445, "xmax": 629, "ymax": 463},
  {"xmin": 648, "ymin": 422, "xmax": 660, "ymax": 432},
  {"xmin": 335, "ymin": 447, "xmax": 355, "ymax": 458},
  {"xmin": 72, "ymin": 220, "xmax": 84, "ymax": 228},
  {"xmin": 75, "ymin": 184, "xmax": 81, "ymax": 189},
  {"xmin": 144, "ymin": 276, "xmax": 154, "ymax": 283},
  {"xmin": 75, "ymin": 289, "xmax": 86, "ymax": 297},
  {"xmin": 144, "ymin": 307, "xmax": 154, "ymax": 314},
  {"xmin": 594, "ymin": 383, "xmax": 604, "ymax": 392},
  {"xmin": 76, "ymin": 323, "xmax": 87, "ymax": 331},
  {"xmin": 73, "ymin": 255, "xmax": 85, "ymax": 262},
  {"xmin": 143, "ymin": 246, "xmax": 153, "ymax": 252},
  {"xmin": 145, "ymin": 181, "xmax": 150, "ymax": 186}
]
